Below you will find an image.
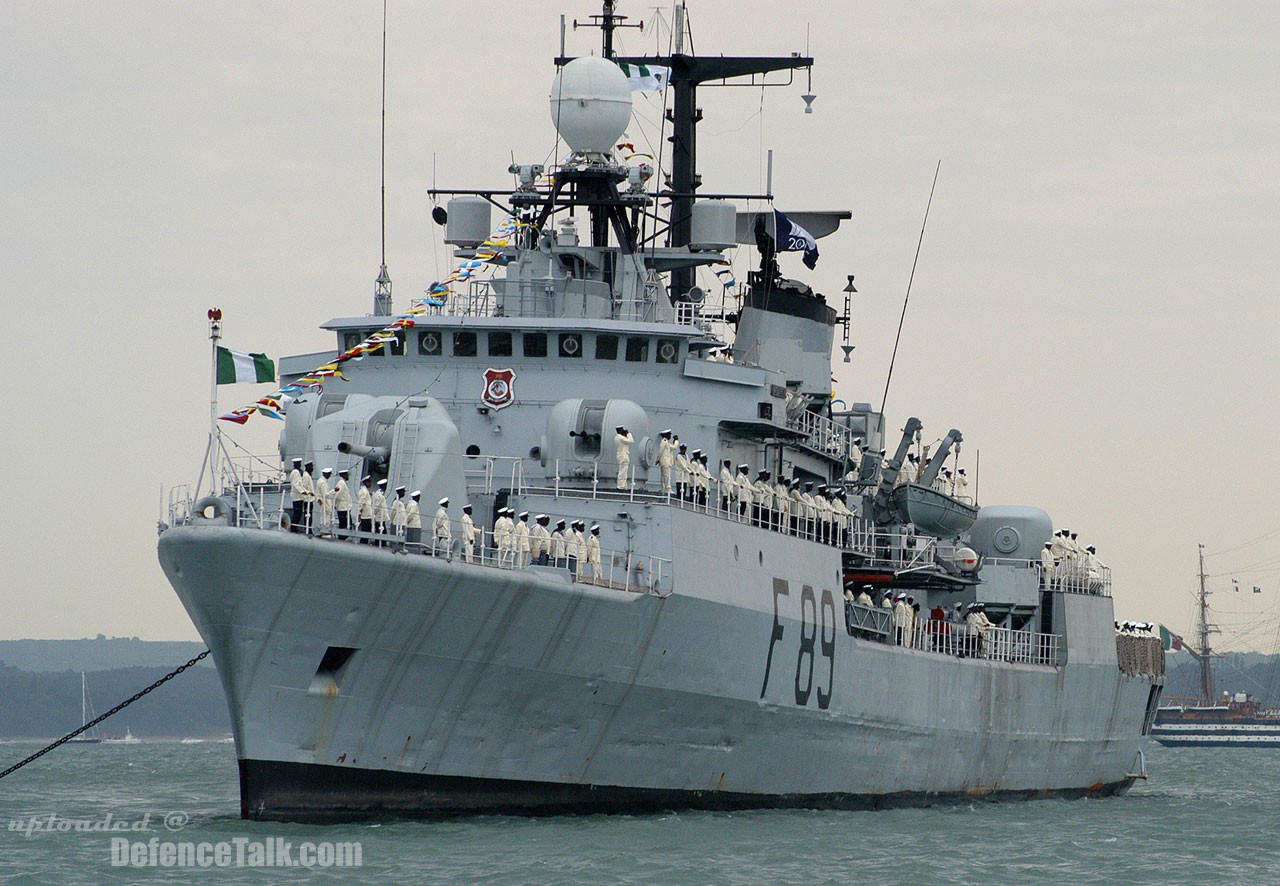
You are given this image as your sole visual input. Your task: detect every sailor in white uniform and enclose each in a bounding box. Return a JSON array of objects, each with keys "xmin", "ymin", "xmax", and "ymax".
[
  {"xmin": 584, "ymin": 524, "xmax": 602, "ymax": 580},
  {"xmin": 333, "ymin": 469, "xmax": 352, "ymax": 531},
  {"xmin": 389, "ymin": 486, "xmax": 407, "ymax": 548},
  {"xmin": 614, "ymin": 426, "xmax": 635, "ymax": 489},
  {"xmin": 405, "ymin": 491, "xmax": 422, "ymax": 549},
  {"xmin": 657, "ymin": 430, "xmax": 675, "ymax": 494},
  {"xmin": 514, "ymin": 511, "xmax": 531, "ymax": 568},
  {"xmin": 460, "ymin": 504, "xmax": 476, "ymax": 563},
  {"xmin": 314, "ymin": 468, "xmax": 334, "ymax": 534},
  {"xmin": 288, "ymin": 458, "xmax": 306, "ymax": 531},
  {"xmin": 433, "ymin": 497, "xmax": 452, "ymax": 559}
]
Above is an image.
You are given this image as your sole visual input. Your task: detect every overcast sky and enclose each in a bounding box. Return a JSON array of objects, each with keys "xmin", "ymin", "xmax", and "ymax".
[{"xmin": 3, "ymin": 1, "xmax": 1278, "ymax": 651}]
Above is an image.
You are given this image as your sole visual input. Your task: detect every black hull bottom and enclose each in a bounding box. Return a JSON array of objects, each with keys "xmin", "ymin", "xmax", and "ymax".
[{"xmin": 239, "ymin": 759, "xmax": 1137, "ymax": 823}]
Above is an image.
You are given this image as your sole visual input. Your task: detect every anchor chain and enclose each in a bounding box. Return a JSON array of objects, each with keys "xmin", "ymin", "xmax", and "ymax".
[{"xmin": 0, "ymin": 649, "xmax": 212, "ymax": 781}]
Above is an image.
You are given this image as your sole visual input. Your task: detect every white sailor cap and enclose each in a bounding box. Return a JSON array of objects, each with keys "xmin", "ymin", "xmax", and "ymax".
[
  {"xmin": 738, "ymin": 464, "xmax": 749, "ymax": 470},
  {"xmin": 377, "ymin": 478, "xmax": 387, "ymax": 486},
  {"xmin": 895, "ymin": 592, "xmax": 906, "ymax": 600},
  {"xmin": 536, "ymin": 513, "xmax": 547, "ymax": 520},
  {"xmin": 462, "ymin": 503, "xmax": 472, "ymax": 511},
  {"xmin": 555, "ymin": 519, "xmax": 566, "ymax": 527},
  {"xmin": 518, "ymin": 511, "xmax": 529, "ymax": 518},
  {"xmin": 411, "ymin": 491, "xmax": 421, "ymax": 499},
  {"xmin": 395, "ymin": 485, "xmax": 405, "ymax": 493},
  {"xmin": 660, "ymin": 429, "xmax": 672, "ymax": 436},
  {"xmin": 1045, "ymin": 542, "xmax": 1053, "ymax": 547},
  {"xmin": 292, "ymin": 458, "xmax": 302, "ymax": 465},
  {"xmin": 322, "ymin": 467, "xmax": 332, "ymax": 475},
  {"xmin": 439, "ymin": 497, "xmax": 449, "ymax": 506},
  {"xmin": 590, "ymin": 524, "xmax": 600, "ymax": 532}
]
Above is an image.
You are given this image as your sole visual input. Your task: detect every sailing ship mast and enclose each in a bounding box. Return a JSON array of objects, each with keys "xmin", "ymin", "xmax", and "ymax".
[{"xmin": 1186, "ymin": 543, "xmax": 1217, "ymax": 706}]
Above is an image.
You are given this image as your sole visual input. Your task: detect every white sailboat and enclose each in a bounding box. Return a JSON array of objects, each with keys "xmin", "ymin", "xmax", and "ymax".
[{"xmin": 66, "ymin": 672, "xmax": 101, "ymax": 744}]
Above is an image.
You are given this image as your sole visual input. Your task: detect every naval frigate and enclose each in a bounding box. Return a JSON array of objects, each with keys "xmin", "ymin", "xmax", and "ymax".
[{"xmin": 157, "ymin": 3, "xmax": 1165, "ymax": 821}]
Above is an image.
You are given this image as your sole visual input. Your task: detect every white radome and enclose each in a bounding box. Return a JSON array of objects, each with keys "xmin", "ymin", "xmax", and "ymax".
[{"xmin": 549, "ymin": 57, "xmax": 632, "ymax": 154}]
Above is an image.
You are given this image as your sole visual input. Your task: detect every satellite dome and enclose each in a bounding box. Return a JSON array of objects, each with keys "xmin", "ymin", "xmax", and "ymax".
[{"xmin": 549, "ymin": 57, "xmax": 632, "ymax": 154}]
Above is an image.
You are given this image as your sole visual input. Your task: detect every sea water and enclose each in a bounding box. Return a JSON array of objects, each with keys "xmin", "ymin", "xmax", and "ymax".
[{"xmin": 0, "ymin": 741, "xmax": 1277, "ymax": 884}]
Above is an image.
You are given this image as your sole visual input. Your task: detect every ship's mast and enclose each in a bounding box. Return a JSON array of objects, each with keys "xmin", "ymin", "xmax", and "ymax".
[
  {"xmin": 1196, "ymin": 543, "xmax": 1214, "ymax": 705},
  {"xmin": 567, "ymin": 2, "xmax": 814, "ymax": 302}
]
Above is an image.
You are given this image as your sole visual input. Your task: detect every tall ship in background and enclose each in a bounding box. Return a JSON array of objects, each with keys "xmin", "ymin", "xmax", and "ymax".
[
  {"xmin": 157, "ymin": 3, "xmax": 1164, "ymax": 820},
  {"xmin": 1151, "ymin": 545, "xmax": 1280, "ymax": 747}
]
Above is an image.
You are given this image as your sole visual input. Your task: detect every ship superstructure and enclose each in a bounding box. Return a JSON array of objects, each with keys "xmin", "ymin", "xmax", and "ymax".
[{"xmin": 158, "ymin": 3, "xmax": 1163, "ymax": 820}]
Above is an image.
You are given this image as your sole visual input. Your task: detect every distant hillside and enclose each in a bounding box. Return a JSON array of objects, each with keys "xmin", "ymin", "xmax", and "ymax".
[
  {"xmin": 1163, "ymin": 651, "xmax": 1280, "ymax": 707},
  {"xmin": 0, "ymin": 637, "xmax": 211, "ymax": 673},
  {"xmin": 0, "ymin": 664, "xmax": 229, "ymax": 739}
]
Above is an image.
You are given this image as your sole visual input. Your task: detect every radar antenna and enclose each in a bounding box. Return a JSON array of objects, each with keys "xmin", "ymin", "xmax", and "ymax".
[
  {"xmin": 573, "ymin": 0, "xmax": 644, "ymax": 61},
  {"xmin": 571, "ymin": 1, "xmax": 813, "ymax": 302}
]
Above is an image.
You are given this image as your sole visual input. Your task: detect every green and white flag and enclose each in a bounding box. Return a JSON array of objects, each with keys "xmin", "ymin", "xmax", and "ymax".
[
  {"xmin": 216, "ymin": 346, "xmax": 275, "ymax": 384},
  {"xmin": 617, "ymin": 62, "xmax": 670, "ymax": 92}
]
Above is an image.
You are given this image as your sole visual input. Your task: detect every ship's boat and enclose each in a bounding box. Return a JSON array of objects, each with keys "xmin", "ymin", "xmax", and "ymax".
[{"xmin": 157, "ymin": 2, "xmax": 1163, "ymax": 821}]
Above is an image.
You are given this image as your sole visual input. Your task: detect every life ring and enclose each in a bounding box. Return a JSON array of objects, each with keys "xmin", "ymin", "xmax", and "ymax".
[
  {"xmin": 278, "ymin": 511, "xmax": 292, "ymax": 531},
  {"xmin": 193, "ymin": 496, "xmax": 232, "ymax": 523}
]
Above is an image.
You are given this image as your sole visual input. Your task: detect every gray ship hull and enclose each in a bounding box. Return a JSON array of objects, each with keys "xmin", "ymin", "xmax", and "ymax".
[{"xmin": 159, "ymin": 517, "xmax": 1154, "ymax": 821}]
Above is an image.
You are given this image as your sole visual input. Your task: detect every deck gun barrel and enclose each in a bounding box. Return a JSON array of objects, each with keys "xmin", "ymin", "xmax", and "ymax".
[{"xmin": 337, "ymin": 441, "xmax": 390, "ymax": 465}]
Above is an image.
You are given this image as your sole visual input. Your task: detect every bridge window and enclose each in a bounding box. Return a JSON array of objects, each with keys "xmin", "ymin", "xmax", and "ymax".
[
  {"xmin": 559, "ymin": 333, "xmax": 583, "ymax": 358},
  {"xmin": 488, "ymin": 332, "xmax": 512, "ymax": 357},
  {"xmin": 418, "ymin": 330, "xmax": 442, "ymax": 356},
  {"xmin": 523, "ymin": 332, "xmax": 547, "ymax": 357},
  {"xmin": 453, "ymin": 331, "xmax": 477, "ymax": 357},
  {"xmin": 595, "ymin": 334, "xmax": 618, "ymax": 360},
  {"xmin": 625, "ymin": 336, "xmax": 649, "ymax": 362}
]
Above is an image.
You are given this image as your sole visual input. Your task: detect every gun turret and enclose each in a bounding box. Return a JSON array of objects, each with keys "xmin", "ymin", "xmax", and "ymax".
[{"xmin": 337, "ymin": 441, "xmax": 390, "ymax": 466}]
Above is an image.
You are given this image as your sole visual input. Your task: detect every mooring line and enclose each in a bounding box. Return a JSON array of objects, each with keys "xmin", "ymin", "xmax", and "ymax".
[{"xmin": 0, "ymin": 649, "xmax": 212, "ymax": 781}]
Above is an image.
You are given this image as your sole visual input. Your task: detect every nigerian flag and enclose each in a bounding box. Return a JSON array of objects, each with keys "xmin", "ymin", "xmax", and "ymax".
[
  {"xmin": 617, "ymin": 62, "xmax": 670, "ymax": 92},
  {"xmin": 216, "ymin": 346, "xmax": 275, "ymax": 384}
]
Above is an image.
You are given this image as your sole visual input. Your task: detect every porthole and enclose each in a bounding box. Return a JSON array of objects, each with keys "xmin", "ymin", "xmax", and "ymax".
[
  {"xmin": 418, "ymin": 331, "xmax": 442, "ymax": 356},
  {"xmin": 559, "ymin": 333, "xmax": 582, "ymax": 358},
  {"xmin": 465, "ymin": 444, "xmax": 481, "ymax": 458}
]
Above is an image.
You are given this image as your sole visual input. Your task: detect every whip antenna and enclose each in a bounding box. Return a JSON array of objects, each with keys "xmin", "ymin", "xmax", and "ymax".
[
  {"xmin": 879, "ymin": 160, "xmax": 941, "ymax": 418},
  {"xmin": 372, "ymin": 0, "xmax": 393, "ymax": 315}
]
